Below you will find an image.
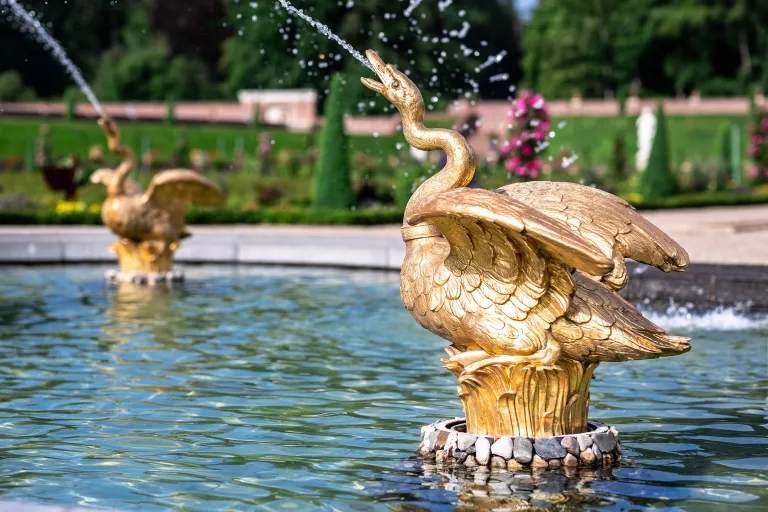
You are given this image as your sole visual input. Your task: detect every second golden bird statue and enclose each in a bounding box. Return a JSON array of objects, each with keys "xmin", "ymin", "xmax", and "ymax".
[
  {"xmin": 361, "ymin": 50, "xmax": 690, "ymax": 439},
  {"xmin": 92, "ymin": 118, "xmax": 225, "ymax": 284}
]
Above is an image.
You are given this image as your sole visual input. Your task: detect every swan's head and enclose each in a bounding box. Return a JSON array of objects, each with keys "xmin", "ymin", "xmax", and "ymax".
[
  {"xmin": 90, "ymin": 168, "xmax": 114, "ymax": 186},
  {"xmin": 361, "ymin": 50, "xmax": 423, "ymax": 114}
]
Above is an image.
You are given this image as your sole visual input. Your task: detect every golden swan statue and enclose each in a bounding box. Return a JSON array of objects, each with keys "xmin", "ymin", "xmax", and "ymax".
[
  {"xmin": 361, "ymin": 50, "xmax": 690, "ymax": 438},
  {"xmin": 92, "ymin": 118, "xmax": 225, "ymax": 277}
]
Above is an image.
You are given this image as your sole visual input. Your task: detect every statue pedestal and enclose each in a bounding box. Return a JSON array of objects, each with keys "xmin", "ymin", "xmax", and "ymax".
[
  {"xmin": 418, "ymin": 418, "xmax": 621, "ymax": 470},
  {"xmin": 105, "ymin": 239, "xmax": 184, "ymax": 286},
  {"xmin": 430, "ymin": 358, "xmax": 620, "ymax": 468},
  {"xmin": 446, "ymin": 360, "xmax": 598, "ymax": 438}
]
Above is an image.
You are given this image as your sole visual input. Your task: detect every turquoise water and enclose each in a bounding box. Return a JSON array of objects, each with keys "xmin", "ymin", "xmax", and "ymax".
[{"xmin": 0, "ymin": 265, "xmax": 765, "ymax": 511}]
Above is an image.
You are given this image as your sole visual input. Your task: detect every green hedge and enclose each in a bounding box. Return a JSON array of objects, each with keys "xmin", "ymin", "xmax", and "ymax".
[
  {"xmin": 627, "ymin": 191, "xmax": 768, "ymax": 210},
  {"xmin": 2, "ymin": 191, "xmax": 767, "ymax": 225},
  {"xmin": 0, "ymin": 207, "xmax": 404, "ymax": 226}
]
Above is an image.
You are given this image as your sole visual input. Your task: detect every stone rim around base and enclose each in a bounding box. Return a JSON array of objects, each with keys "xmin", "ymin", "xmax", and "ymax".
[
  {"xmin": 105, "ymin": 269, "xmax": 185, "ymax": 286},
  {"xmin": 418, "ymin": 418, "xmax": 621, "ymax": 469}
]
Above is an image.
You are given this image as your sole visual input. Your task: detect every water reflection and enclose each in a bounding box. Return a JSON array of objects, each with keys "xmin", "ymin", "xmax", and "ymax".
[{"xmin": 413, "ymin": 464, "xmax": 617, "ymax": 510}]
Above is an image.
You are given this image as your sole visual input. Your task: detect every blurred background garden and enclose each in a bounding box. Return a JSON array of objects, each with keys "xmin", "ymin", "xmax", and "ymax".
[{"xmin": 1, "ymin": 0, "xmax": 768, "ymax": 225}]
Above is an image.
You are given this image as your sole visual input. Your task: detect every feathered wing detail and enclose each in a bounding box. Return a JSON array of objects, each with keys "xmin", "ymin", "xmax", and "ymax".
[
  {"xmin": 410, "ymin": 188, "xmax": 615, "ymax": 277},
  {"xmin": 496, "ymin": 181, "xmax": 689, "ymax": 290},
  {"xmin": 553, "ymin": 271, "xmax": 690, "ymax": 362},
  {"xmin": 405, "ymin": 188, "xmax": 614, "ymax": 357},
  {"xmin": 144, "ymin": 170, "xmax": 226, "ymax": 209}
]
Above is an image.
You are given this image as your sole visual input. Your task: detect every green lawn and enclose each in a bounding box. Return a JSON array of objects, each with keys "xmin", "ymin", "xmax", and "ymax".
[
  {"xmin": 0, "ymin": 113, "xmax": 759, "ymax": 219},
  {"xmin": 551, "ymin": 114, "xmax": 748, "ymax": 166},
  {"xmin": 0, "ymin": 117, "xmax": 403, "ymax": 163},
  {"xmin": 0, "ymin": 114, "xmax": 752, "ymax": 168}
]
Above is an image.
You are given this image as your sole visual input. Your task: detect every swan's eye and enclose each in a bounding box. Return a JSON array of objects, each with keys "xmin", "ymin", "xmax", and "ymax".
[{"xmin": 391, "ymin": 80, "xmax": 400, "ymax": 89}]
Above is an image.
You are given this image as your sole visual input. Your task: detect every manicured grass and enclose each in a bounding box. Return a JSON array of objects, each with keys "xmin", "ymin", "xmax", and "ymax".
[
  {"xmin": 550, "ymin": 115, "xmax": 749, "ymax": 166},
  {"xmin": 0, "ymin": 113, "xmax": 762, "ymax": 227},
  {"xmin": 0, "ymin": 114, "xmax": 752, "ymax": 168},
  {"xmin": 0, "ymin": 117, "xmax": 403, "ymax": 163}
]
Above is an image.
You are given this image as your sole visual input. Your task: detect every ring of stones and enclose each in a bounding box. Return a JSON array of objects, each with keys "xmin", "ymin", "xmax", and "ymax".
[{"xmin": 418, "ymin": 418, "xmax": 622, "ymax": 470}]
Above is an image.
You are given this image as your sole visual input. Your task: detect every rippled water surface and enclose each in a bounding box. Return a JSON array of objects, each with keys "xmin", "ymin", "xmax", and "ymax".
[{"xmin": 0, "ymin": 265, "xmax": 765, "ymax": 511}]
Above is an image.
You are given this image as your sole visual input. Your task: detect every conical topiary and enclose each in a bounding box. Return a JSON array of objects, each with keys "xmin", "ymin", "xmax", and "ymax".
[
  {"xmin": 166, "ymin": 96, "xmax": 176, "ymax": 127},
  {"xmin": 639, "ymin": 101, "xmax": 676, "ymax": 199},
  {"xmin": 64, "ymin": 90, "xmax": 75, "ymax": 122},
  {"xmin": 313, "ymin": 74, "xmax": 353, "ymax": 209}
]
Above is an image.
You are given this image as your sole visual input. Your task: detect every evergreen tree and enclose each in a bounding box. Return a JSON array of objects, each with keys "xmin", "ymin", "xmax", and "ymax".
[
  {"xmin": 721, "ymin": 125, "xmax": 732, "ymax": 178},
  {"xmin": 64, "ymin": 90, "xmax": 75, "ymax": 122},
  {"xmin": 313, "ymin": 74, "xmax": 353, "ymax": 209},
  {"xmin": 640, "ymin": 102, "xmax": 676, "ymax": 199},
  {"xmin": 166, "ymin": 96, "xmax": 175, "ymax": 127},
  {"xmin": 609, "ymin": 134, "xmax": 627, "ymax": 186}
]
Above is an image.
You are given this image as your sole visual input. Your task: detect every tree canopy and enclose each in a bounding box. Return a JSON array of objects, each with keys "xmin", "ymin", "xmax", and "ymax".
[
  {"xmin": 223, "ymin": 0, "xmax": 522, "ymax": 113},
  {"xmin": 1, "ymin": 0, "xmax": 764, "ymax": 105},
  {"xmin": 1, "ymin": 0, "xmax": 521, "ymax": 109},
  {"xmin": 523, "ymin": 0, "xmax": 768, "ymax": 98}
]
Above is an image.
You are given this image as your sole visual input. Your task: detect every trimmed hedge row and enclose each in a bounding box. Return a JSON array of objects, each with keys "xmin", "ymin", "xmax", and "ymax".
[
  {"xmin": 0, "ymin": 207, "xmax": 404, "ymax": 226},
  {"xmin": 629, "ymin": 191, "xmax": 768, "ymax": 210},
  {"xmin": 1, "ymin": 191, "xmax": 767, "ymax": 225}
]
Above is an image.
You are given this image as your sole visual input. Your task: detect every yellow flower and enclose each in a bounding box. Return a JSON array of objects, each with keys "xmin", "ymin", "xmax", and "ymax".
[
  {"xmin": 622, "ymin": 192, "xmax": 643, "ymax": 204},
  {"xmin": 56, "ymin": 201, "xmax": 86, "ymax": 214},
  {"xmin": 88, "ymin": 203, "xmax": 101, "ymax": 214}
]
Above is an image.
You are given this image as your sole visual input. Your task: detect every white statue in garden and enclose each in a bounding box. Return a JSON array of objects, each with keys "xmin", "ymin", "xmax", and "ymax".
[{"xmin": 636, "ymin": 106, "xmax": 656, "ymax": 171}]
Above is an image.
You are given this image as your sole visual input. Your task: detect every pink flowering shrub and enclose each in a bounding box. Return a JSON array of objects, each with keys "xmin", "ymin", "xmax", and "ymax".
[
  {"xmin": 501, "ymin": 90, "xmax": 551, "ymax": 180},
  {"xmin": 747, "ymin": 109, "xmax": 768, "ymax": 183}
]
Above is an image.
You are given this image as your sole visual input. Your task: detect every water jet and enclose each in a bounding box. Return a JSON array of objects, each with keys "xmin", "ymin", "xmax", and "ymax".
[{"xmin": 1, "ymin": 0, "xmax": 104, "ymax": 117}]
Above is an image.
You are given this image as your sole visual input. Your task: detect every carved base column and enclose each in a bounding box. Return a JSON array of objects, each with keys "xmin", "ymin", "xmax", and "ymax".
[
  {"xmin": 418, "ymin": 360, "xmax": 621, "ymax": 469},
  {"xmin": 105, "ymin": 239, "xmax": 184, "ymax": 286},
  {"xmin": 450, "ymin": 360, "xmax": 598, "ymax": 438}
]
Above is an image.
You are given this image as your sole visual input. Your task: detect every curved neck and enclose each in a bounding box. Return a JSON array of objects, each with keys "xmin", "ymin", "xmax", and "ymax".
[
  {"xmin": 400, "ymin": 105, "xmax": 476, "ymax": 227},
  {"xmin": 106, "ymin": 133, "xmax": 136, "ymax": 197}
]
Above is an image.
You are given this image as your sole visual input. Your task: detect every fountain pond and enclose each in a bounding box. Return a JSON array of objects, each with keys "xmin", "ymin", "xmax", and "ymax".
[{"xmin": 0, "ymin": 265, "xmax": 765, "ymax": 511}]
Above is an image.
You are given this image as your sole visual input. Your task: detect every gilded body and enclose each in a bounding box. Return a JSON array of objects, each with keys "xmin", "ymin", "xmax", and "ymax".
[
  {"xmin": 92, "ymin": 119, "xmax": 225, "ymax": 273},
  {"xmin": 362, "ymin": 50, "xmax": 690, "ymax": 437}
]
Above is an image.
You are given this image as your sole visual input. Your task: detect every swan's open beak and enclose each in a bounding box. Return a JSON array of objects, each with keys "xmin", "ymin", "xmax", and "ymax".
[{"xmin": 361, "ymin": 49, "xmax": 386, "ymax": 94}]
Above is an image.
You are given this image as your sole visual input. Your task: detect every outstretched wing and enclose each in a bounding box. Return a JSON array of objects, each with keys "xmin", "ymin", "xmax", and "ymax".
[
  {"xmin": 553, "ymin": 271, "xmax": 690, "ymax": 362},
  {"xmin": 406, "ymin": 188, "xmax": 613, "ymax": 356},
  {"xmin": 409, "ymin": 188, "xmax": 614, "ymax": 277},
  {"xmin": 496, "ymin": 181, "xmax": 689, "ymax": 290},
  {"xmin": 144, "ymin": 170, "xmax": 226, "ymax": 208}
]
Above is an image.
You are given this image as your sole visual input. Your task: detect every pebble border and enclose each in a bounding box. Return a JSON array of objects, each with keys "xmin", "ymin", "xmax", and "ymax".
[
  {"xmin": 105, "ymin": 269, "xmax": 185, "ymax": 286},
  {"xmin": 418, "ymin": 418, "xmax": 621, "ymax": 470}
]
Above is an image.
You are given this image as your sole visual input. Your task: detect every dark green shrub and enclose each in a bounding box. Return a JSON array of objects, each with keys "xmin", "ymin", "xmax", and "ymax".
[
  {"xmin": 313, "ymin": 74, "xmax": 354, "ymax": 209},
  {"xmin": 6, "ymin": 192, "xmax": 768, "ymax": 226},
  {"xmin": 172, "ymin": 131, "xmax": 190, "ymax": 167},
  {"xmin": 721, "ymin": 125, "xmax": 732, "ymax": 180},
  {"xmin": 166, "ymin": 97, "xmax": 175, "ymax": 127},
  {"xmin": 639, "ymin": 102, "xmax": 676, "ymax": 199},
  {"xmin": 609, "ymin": 134, "xmax": 627, "ymax": 185},
  {"xmin": 65, "ymin": 90, "xmax": 76, "ymax": 122}
]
